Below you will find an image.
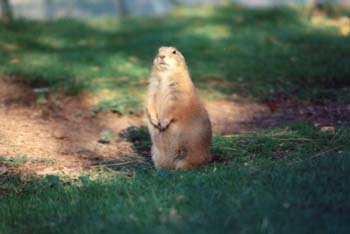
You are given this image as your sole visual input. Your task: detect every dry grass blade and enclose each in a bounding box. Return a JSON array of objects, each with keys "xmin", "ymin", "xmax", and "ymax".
[
  {"xmin": 330, "ymin": 126, "xmax": 344, "ymax": 144},
  {"xmin": 221, "ymin": 146, "xmax": 237, "ymax": 151}
]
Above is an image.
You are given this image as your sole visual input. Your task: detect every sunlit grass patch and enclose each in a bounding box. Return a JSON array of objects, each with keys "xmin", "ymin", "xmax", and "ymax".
[
  {"xmin": 92, "ymin": 96, "xmax": 143, "ymax": 115},
  {"xmin": 0, "ymin": 155, "xmax": 29, "ymax": 167},
  {"xmin": 183, "ymin": 24, "xmax": 231, "ymax": 40}
]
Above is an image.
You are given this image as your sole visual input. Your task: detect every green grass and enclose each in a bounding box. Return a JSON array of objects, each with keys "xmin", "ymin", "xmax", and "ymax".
[
  {"xmin": 92, "ymin": 96, "xmax": 143, "ymax": 115},
  {"xmin": 0, "ymin": 155, "xmax": 29, "ymax": 167},
  {"xmin": 1, "ymin": 4, "xmax": 350, "ymax": 233},
  {"xmin": 0, "ymin": 156, "xmax": 56, "ymax": 168},
  {"xmin": 0, "ymin": 5, "xmax": 349, "ymax": 104},
  {"xmin": 1, "ymin": 123, "xmax": 350, "ymax": 234}
]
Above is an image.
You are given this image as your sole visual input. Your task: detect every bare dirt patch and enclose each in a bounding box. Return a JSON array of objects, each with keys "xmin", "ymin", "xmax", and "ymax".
[
  {"xmin": 209, "ymin": 97, "xmax": 350, "ymax": 135},
  {"xmin": 0, "ymin": 76, "xmax": 349, "ymax": 176},
  {"xmin": 0, "ymin": 77, "xmax": 143, "ymax": 176}
]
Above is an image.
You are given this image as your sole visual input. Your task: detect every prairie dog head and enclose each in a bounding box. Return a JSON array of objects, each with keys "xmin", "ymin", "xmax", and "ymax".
[{"xmin": 153, "ymin": 46, "xmax": 187, "ymax": 72}]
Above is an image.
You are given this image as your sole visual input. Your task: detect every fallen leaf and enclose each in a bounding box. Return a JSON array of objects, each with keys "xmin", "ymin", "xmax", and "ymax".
[
  {"xmin": 53, "ymin": 129, "xmax": 66, "ymax": 139},
  {"xmin": 0, "ymin": 166, "xmax": 8, "ymax": 175},
  {"xmin": 320, "ymin": 126, "xmax": 335, "ymax": 134}
]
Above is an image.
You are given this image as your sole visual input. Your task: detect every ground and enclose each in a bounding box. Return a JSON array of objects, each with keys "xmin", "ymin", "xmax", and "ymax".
[
  {"xmin": 1, "ymin": 76, "xmax": 348, "ymax": 176},
  {"xmin": 0, "ymin": 4, "xmax": 350, "ymax": 234}
]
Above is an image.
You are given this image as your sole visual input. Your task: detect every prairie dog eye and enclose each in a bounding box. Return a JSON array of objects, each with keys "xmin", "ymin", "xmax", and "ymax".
[{"xmin": 172, "ymin": 50, "xmax": 176, "ymax": 54}]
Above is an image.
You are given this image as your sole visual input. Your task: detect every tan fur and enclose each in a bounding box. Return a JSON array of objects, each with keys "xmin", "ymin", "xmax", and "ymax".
[{"xmin": 146, "ymin": 46, "xmax": 212, "ymax": 170}]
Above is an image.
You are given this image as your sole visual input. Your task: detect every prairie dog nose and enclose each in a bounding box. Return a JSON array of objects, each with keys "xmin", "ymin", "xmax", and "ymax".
[{"xmin": 159, "ymin": 55, "xmax": 165, "ymax": 59}]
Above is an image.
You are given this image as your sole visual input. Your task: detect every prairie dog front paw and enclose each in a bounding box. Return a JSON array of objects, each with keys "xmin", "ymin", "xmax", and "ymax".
[
  {"xmin": 146, "ymin": 109, "xmax": 161, "ymax": 129},
  {"xmin": 159, "ymin": 118, "xmax": 174, "ymax": 131}
]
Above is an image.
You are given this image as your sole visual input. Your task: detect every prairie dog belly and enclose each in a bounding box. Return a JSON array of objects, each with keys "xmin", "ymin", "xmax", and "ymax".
[{"xmin": 152, "ymin": 122, "xmax": 182, "ymax": 153}]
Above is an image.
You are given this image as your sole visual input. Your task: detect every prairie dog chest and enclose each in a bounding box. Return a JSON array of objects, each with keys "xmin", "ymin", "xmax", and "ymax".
[
  {"xmin": 152, "ymin": 76, "xmax": 178, "ymax": 114},
  {"xmin": 155, "ymin": 75, "xmax": 176, "ymax": 100}
]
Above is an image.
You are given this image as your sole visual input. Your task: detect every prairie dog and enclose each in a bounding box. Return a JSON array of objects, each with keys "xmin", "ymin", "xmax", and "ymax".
[{"xmin": 146, "ymin": 46, "xmax": 212, "ymax": 170}]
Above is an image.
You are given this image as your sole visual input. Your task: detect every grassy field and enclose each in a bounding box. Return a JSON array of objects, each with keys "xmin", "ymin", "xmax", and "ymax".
[
  {"xmin": 1, "ymin": 124, "xmax": 350, "ymax": 234},
  {"xmin": 0, "ymin": 5, "xmax": 350, "ymax": 107},
  {"xmin": 0, "ymin": 4, "xmax": 350, "ymax": 234}
]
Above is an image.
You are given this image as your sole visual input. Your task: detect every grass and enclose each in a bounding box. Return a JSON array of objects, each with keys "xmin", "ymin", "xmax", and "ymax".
[
  {"xmin": 0, "ymin": 5, "xmax": 349, "ymax": 106},
  {"xmin": 1, "ymin": 123, "xmax": 350, "ymax": 234},
  {"xmin": 0, "ymin": 4, "xmax": 350, "ymax": 234},
  {"xmin": 0, "ymin": 156, "xmax": 55, "ymax": 167},
  {"xmin": 91, "ymin": 96, "xmax": 143, "ymax": 115},
  {"xmin": 0, "ymin": 155, "xmax": 28, "ymax": 167}
]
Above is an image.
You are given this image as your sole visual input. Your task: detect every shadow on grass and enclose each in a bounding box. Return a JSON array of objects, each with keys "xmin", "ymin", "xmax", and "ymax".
[
  {"xmin": 88, "ymin": 126, "xmax": 153, "ymax": 174},
  {"xmin": 116, "ymin": 126, "xmax": 231, "ymax": 170},
  {"xmin": 119, "ymin": 126, "xmax": 151, "ymax": 157},
  {"xmin": 0, "ymin": 5, "xmax": 349, "ymax": 101}
]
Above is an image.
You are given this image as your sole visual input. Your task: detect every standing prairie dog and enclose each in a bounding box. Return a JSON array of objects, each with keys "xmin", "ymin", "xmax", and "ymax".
[{"xmin": 146, "ymin": 46, "xmax": 212, "ymax": 170}]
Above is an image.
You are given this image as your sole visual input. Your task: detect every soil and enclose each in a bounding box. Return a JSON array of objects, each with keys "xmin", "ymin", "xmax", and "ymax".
[{"xmin": 0, "ymin": 76, "xmax": 349, "ymax": 176}]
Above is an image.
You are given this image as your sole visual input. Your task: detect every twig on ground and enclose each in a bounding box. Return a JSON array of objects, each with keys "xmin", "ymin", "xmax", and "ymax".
[
  {"xmin": 89, "ymin": 159, "xmax": 143, "ymax": 168},
  {"xmin": 288, "ymin": 143, "xmax": 349, "ymax": 165},
  {"xmin": 103, "ymin": 166, "xmax": 119, "ymax": 174},
  {"xmin": 275, "ymin": 137, "xmax": 313, "ymax": 142},
  {"xmin": 222, "ymin": 134, "xmax": 241, "ymax": 138}
]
